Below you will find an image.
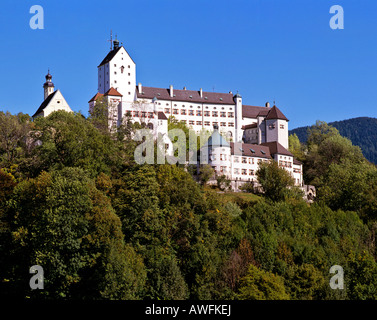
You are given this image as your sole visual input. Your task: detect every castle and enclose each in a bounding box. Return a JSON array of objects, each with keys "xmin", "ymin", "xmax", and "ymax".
[
  {"xmin": 33, "ymin": 38, "xmax": 308, "ymax": 193},
  {"xmin": 87, "ymin": 38, "xmax": 304, "ymax": 191}
]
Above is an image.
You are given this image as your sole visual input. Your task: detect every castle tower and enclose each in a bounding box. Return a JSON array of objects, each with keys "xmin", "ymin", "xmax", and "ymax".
[
  {"xmin": 265, "ymin": 105, "xmax": 289, "ymax": 149},
  {"xmin": 43, "ymin": 70, "xmax": 54, "ymax": 100},
  {"xmin": 97, "ymin": 38, "xmax": 136, "ymax": 104}
]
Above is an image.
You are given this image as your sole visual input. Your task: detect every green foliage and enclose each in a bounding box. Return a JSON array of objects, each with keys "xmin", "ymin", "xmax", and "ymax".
[
  {"xmin": 2, "ymin": 109, "xmax": 377, "ymax": 300},
  {"xmin": 0, "ymin": 111, "xmax": 30, "ymax": 167},
  {"xmin": 256, "ymin": 160, "xmax": 295, "ymax": 201},
  {"xmin": 198, "ymin": 164, "xmax": 214, "ymax": 186},
  {"xmin": 238, "ymin": 264, "xmax": 290, "ymax": 300},
  {"xmin": 288, "ymin": 133, "xmax": 306, "ymax": 161},
  {"xmin": 3, "ymin": 167, "xmax": 146, "ymax": 299},
  {"xmin": 25, "ymin": 111, "xmax": 127, "ymax": 178},
  {"xmin": 291, "ymin": 117, "xmax": 377, "ymax": 164}
]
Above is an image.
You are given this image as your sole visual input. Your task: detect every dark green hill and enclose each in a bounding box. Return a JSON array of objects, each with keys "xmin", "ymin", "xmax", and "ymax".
[{"xmin": 290, "ymin": 117, "xmax": 377, "ymax": 164}]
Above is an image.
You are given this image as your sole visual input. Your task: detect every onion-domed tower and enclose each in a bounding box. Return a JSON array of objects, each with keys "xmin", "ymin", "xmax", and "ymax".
[{"xmin": 43, "ymin": 70, "xmax": 55, "ymax": 100}]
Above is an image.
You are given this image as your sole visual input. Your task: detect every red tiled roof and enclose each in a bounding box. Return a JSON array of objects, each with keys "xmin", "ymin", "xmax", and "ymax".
[
  {"xmin": 242, "ymin": 105, "xmax": 269, "ymax": 118},
  {"xmin": 260, "ymin": 141, "xmax": 293, "ymax": 157},
  {"xmin": 88, "ymin": 92, "xmax": 104, "ymax": 103},
  {"xmin": 242, "ymin": 123, "xmax": 258, "ymax": 130},
  {"xmin": 265, "ymin": 105, "xmax": 289, "ymax": 121},
  {"xmin": 157, "ymin": 111, "xmax": 168, "ymax": 120},
  {"xmin": 136, "ymin": 86, "xmax": 235, "ymax": 105},
  {"xmin": 105, "ymin": 87, "xmax": 123, "ymax": 97},
  {"xmin": 230, "ymin": 142, "xmax": 272, "ymax": 159},
  {"xmin": 293, "ymin": 159, "xmax": 302, "ymax": 165}
]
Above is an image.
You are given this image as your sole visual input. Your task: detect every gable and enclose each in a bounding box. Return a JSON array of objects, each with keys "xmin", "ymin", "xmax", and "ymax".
[{"xmin": 98, "ymin": 46, "xmax": 135, "ymax": 67}]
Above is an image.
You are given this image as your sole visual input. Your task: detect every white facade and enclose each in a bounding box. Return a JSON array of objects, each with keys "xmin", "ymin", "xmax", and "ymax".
[
  {"xmin": 89, "ymin": 39, "xmax": 304, "ymax": 188},
  {"xmin": 97, "ymin": 42, "xmax": 136, "ymax": 104},
  {"xmin": 33, "ymin": 73, "xmax": 73, "ymax": 119}
]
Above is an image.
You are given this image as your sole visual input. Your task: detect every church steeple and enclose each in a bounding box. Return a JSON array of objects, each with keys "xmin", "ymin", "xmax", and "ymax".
[{"xmin": 43, "ymin": 70, "xmax": 55, "ymax": 100}]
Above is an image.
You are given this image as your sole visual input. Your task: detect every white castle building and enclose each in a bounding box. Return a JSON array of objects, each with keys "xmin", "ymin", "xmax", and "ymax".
[{"xmin": 88, "ymin": 38, "xmax": 304, "ymax": 190}]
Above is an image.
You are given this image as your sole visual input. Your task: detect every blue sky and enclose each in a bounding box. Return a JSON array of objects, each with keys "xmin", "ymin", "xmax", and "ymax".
[{"xmin": 0, "ymin": 0, "xmax": 376, "ymax": 129}]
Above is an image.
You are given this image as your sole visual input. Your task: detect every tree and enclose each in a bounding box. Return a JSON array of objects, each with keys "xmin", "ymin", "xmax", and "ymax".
[
  {"xmin": 256, "ymin": 160, "xmax": 295, "ymax": 201},
  {"xmin": 0, "ymin": 111, "xmax": 30, "ymax": 166},
  {"xmin": 216, "ymin": 174, "xmax": 231, "ymax": 191},
  {"xmin": 26, "ymin": 110, "xmax": 124, "ymax": 178},
  {"xmin": 306, "ymin": 120, "xmax": 339, "ymax": 151},
  {"xmin": 4, "ymin": 167, "xmax": 146, "ymax": 299},
  {"xmin": 289, "ymin": 133, "xmax": 306, "ymax": 161},
  {"xmin": 238, "ymin": 264, "xmax": 290, "ymax": 300},
  {"xmin": 199, "ymin": 164, "xmax": 214, "ymax": 186}
]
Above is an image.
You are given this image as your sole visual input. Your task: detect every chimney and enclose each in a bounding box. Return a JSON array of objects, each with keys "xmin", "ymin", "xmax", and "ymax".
[
  {"xmin": 265, "ymin": 102, "xmax": 270, "ymax": 108},
  {"xmin": 183, "ymin": 86, "xmax": 186, "ymax": 90},
  {"xmin": 170, "ymin": 85, "xmax": 174, "ymax": 97},
  {"xmin": 138, "ymin": 82, "xmax": 142, "ymax": 93},
  {"xmin": 200, "ymin": 88, "xmax": 203, "ymax": 98}
]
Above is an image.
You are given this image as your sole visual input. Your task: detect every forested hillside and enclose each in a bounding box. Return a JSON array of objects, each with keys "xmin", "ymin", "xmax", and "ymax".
[
  {"xmin": 2, "ymin": 110, "xmax": 377, "ymax": 300},
  {"xmin": 290, "ymin": 117, "xmax": 377, "ymax": 164}
]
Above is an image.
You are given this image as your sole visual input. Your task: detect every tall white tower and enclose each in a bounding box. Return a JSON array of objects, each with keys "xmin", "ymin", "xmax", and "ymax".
[{"xmin": 97, "ymin": 38, "xmax": 136, "ymax": 103}]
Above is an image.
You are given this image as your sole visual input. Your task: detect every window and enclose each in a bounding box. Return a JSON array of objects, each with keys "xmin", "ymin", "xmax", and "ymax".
[
  {"xmin": 220, "ymin": 112, "xmax": 226, "ymax": 117},
  {"xmin": 189, "ymin": 120, "xmax": 194, "ymax": 125},
  {"xmin": 228, "ymin": 112, "xmax": 234, "ymax": 118},
  {"xmin": 220, "ymin": 122, "xmax": 226, "ymax": 127},
  {"xmin": 114, "ymin": 64, "xmax": 117, "ymax": 67},
  {"xmin": 280, "ymin": 124, "xmax": 285, "ymax": 129},
  {"xmin": 249, "ymin": 158, "xmax": 254, "ymax": 165},
  {"xmin": 204, "ymin": 111, "xmax": 210, "ymax": 117},
  {"xmin": 173, "ymin": 109, "xmax": 178, "ymax": 115},
  {"xmin": 212, "ymin": 111, "xmax": 218, "ymax": 117},
  {"xmin": 189, "ymin": 110, "xmax": 194, "ymax": 116},
  {"xmin": 213, "ymin": 122, "xmax": 218, "ymax": 127},
  {"xmin": 234, "ymin": 156, "xmax": 239, "ymax": 163},
  {"xmin": 120, "ymin": 66, "xmax": 124, "ymax": 73},
  {"xmin": 234, "ymin": 168, "xmax": 239, "ymax": 175},
  {"xmin": 220, "ymin": 166, "xmax": 227, "ymax": 173},
  {"xmin": 196, "ymin": 121, "xmax": 202, "ymax": 125},
  {"xmin": 114, "ymin": 71, "xmax": 117, "ymax": 75},
  {"xmin": 133, "ymin": 111, "xmax": 139, "ymax": 117},
  {"xmin": 181, "ymin": 109, "xmax": 186, "ymax": 115},
  {"xmin": 228, "ymin": 122, "xmax": 234, "ymax": 127},
  {"xmin": 128, "ymin": 73, "xmax": 130, "ymax": 76},
  {"xmin": 249, "ymin": 169, "xmax": 254, "ymax": 175},
  {"xmin": 164, "ymin": 108, "xmax": 170, "ymax": 114},
  {"xmin": 242, "ymin": 169, "xmax": 247, "ymax": 175},
  {"xmin": 128, "ymin": 65, "xmax": 130, "ymax": 68},
  {"xmin": 197, "ymin": 110, "xmax": 202, "ymax": 116},
  {"xmin": 242, "ymin": 157, "xmax": 247, "ymax": 164},
  {"xmin": 204, "ymin": 121, "xmax": 210, "ymax": 126}
]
